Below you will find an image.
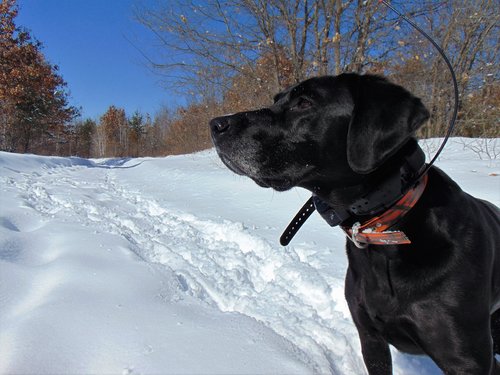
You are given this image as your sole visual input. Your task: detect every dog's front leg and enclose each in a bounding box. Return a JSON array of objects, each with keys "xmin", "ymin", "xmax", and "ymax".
[
  {"xmin": 348, "ymin": 299, "xmax": 392, "ymax": 374},
  {"xmin": 346, "ymin": 269, "xmax": 393, "ymax": 374},
  {"xmin": 356, "ymin": 325, "xmax": 392, "ymax": 375}
]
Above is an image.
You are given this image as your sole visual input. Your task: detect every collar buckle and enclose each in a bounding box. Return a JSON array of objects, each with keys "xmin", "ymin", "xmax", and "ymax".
[{"xmin": 349, "ymin": 222, "xmax": 368, "ymax": 249}]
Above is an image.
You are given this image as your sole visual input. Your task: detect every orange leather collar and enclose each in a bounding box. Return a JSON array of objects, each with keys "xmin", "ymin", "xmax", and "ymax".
[{"xmin": 342, "ymin": 174, "xmax": 428, "ymax": 248}]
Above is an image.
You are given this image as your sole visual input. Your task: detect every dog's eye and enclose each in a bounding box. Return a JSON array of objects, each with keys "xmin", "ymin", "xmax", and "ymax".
[{"xmin": 291, "ymin": 97, "xmax": 313, "ymax": 111}]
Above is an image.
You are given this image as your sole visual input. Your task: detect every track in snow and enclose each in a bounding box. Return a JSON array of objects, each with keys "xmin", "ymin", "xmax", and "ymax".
[{"xmin": 2, "ymin": 156, "xmax": 441, "ymax": 374}]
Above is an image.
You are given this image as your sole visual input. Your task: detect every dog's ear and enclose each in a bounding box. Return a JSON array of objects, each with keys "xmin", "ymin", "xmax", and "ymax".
[{"xmin": 347, "ymin": 75, "xmax": 429, "ymax": 174}]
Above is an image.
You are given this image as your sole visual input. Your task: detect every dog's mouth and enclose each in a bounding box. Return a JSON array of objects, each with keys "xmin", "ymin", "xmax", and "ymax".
[
  {"xmin": 216, "ymin": 148, "xmax": 296, "ymax": 191},
  {"xmin": 255, "ymin": 177, "xmax": 294, "ymax": 191},
  {"xmin": 218, "ymin": 153, "xmax": 246, "ymax": 176}
]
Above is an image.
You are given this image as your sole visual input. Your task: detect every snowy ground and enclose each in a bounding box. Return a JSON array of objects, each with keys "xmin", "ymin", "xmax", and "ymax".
[{"xmin": 0, "ymin": 138, "xmax": 499, "ymax": 374}]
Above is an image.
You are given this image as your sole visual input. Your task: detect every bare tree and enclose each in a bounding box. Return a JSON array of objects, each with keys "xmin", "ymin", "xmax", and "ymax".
[
  {"xmin": 135, "ymin": 0, "xmax": 498, "ymax": 147},
  {"xmin": 134, "ymin": 1, "xmax": 409, "ymax": 93},
  {"xmin": 93, "ymin": 124, "xmax": 107, "ymax": 158}
]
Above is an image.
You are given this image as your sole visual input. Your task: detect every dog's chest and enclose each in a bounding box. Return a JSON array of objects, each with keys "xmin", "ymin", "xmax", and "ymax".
[
  {"xmin": 353, "ymin": 257, "xmax": 400, "ymax": 319},
  {"xmin": 346, "ymin": 249, "xmax": 424, "ymax": 354},
  {"xmin": 347, "ymin": 247, "xmax": 400, "ymax": 308}
]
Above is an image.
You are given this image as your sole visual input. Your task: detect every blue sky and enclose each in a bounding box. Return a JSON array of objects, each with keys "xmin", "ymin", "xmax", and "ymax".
[{"xmin": 17, "ymin": 0, "xmax": 179, "ymax": 120}]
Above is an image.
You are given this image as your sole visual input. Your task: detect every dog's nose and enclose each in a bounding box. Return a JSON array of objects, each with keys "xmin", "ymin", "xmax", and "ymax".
[{"xmin": 210, "ymin": 117, "xmax": 231, "ymax": 134}]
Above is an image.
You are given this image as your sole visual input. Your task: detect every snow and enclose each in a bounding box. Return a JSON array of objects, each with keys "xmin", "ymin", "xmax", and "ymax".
[{"xmin": 0, "ymin": 138, "xmax": 499, "ymax": 374}]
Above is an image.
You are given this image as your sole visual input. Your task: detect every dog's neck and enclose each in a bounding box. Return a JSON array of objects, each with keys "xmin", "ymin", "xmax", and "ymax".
[
  {"xmin": 280, "ymin": 140, "xmax": 426, "ymax": 247},
  {"xmin": 314, "ymin": 140, "xmax": 425, "ymax": 225}
]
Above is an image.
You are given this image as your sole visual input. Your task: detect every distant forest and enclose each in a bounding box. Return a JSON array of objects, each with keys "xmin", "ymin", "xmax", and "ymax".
[{"xmin": 1, "ymin": 0, "xmax": 498, "ymax": 157}]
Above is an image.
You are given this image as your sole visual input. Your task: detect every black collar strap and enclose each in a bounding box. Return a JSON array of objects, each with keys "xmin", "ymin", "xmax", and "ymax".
[
  {"xmin": 280, "ymin": 197, "xmax": 316, "ymax": 246},
  {"xmin": 280, "ymin": 142, "xmax": 425, "ymax": 246}
]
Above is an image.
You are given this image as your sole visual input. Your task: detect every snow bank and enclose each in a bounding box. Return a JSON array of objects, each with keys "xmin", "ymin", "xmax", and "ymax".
[{"xmin": 0, "ymin": 139, "xmax": 498, "ymax": 374}]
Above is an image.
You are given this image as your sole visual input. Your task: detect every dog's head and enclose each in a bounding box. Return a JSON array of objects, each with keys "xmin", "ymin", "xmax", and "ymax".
[{"xmin": 210, "ymin": 73, "xmax": 429, "ymax": 193}]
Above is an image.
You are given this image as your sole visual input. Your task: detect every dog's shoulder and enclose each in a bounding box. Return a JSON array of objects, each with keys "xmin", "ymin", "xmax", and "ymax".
[
  {"xmin": 424, "ymin": 166, "xmax": 499, "ymax": 241},
  {"xmin": 430, "ymin": 166, "xmax": 499, "ymax": 213}
]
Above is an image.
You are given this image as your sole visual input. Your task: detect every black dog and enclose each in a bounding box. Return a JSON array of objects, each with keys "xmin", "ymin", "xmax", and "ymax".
[{"xmin": 210, "ymin": 73, "xmax": 500, "ymax": 374}]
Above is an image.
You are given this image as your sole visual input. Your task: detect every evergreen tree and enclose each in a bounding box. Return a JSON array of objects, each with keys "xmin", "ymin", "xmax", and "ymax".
[
  {"xmin": 0, "ymin": 0, "xmax": 78, "ymax": 153},
  {"xmin": 128, "ymin": 111, "xmax": 144, "ymax": 157},
  {"xmin": 74, "ymin": 118, "xmax": 96, "ymax": 158}
]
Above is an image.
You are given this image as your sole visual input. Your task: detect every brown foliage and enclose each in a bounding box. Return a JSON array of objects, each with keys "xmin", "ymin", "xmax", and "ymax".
[
  {"xmin": 161, "ymin": 51, "xmax": 297, "ymax": 156},
  {"xmin": 223, "ymin": 50, "xmax": 295, "ymax": 113},
  {"xmin": 459, "ymin": 82, "xmax": 500, "ymax": 138},
  {"xmin": 141, "ymin": 107, "xmax": 171, "ymax": 156},
  {"xmin": 99, "ymin": 106, "xmax": 128, "ymax": 157},
  {"xmin": 164, "ymin": 101, "xmax": 218, "ymax": 155}
]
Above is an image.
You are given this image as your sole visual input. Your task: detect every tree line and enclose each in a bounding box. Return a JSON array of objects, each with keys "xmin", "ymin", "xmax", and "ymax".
[
  {"xmin": 1, "ymin": 0, "xmax": 498, "ymax": 158},
  {"xmin": 65, "ymin": 105, "xmax": 207, "ymax": 158}
]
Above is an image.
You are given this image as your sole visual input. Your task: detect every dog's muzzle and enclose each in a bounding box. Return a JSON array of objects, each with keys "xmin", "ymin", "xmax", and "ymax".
[
  {"xmin": 210, "ymin": 117, "xmax": 230, "ymax": 135},
  {"xmin": 209, "ymin": 114, "xmax": 251, "ymax": 177},
  {"xmin": 210, "ymin": 115, "xmax": 243, "ymax": 140}
]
